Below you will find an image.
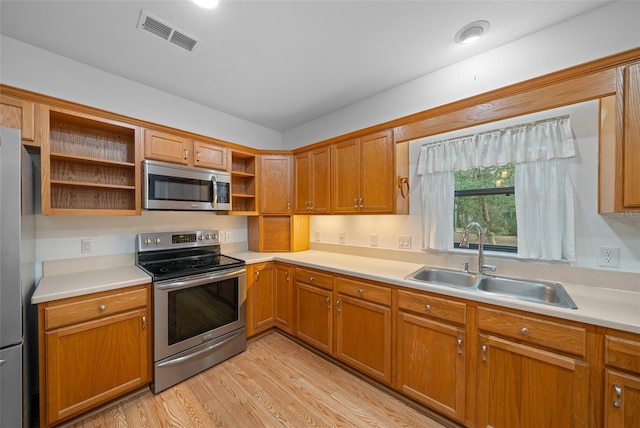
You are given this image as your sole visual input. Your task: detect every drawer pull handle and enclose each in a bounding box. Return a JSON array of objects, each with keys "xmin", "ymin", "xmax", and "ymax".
[
  {"xmin": 457, "ymin": 337, "xmax": 463, "ymax": 355},
  {"xmin": 425, "ymin": 304, "xmax": 431, "ymax": 311},
  {"xmin": 326, "ymin": 296, "xmax": 330, "ymax": 309},
  {"xmin": 481, "ymin": 343, "xmax": 487, "ymax": 362},
  {"xmin": 99, "ymin": 305, "xmax": 106, "ymax": 312},
  {"xmin": 613, "ymin": 384, "xmax": 622, "ymax": 408},
  {"xmin": 521, "ymin": 327, "xmax": 529, "ymax": 335},
  {"xmin": 142, "ymin": 316, "xmax": 147, "ymax": 330}
]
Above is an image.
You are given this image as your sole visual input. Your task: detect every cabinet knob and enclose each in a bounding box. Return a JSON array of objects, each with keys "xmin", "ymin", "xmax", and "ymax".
[
  {"xmin": 424, "ymin": 304, "xmax": 431, "ymax": 311},
  {"xmin": 309, "ymin": 276, "xmax": 314, "ymax": 281},
  {"xmin": 521, "ymin": 327, "xmax": 529, "ymax": 335},
  {"xmin": 357, "ymin": 288, "xmax": 363, "ymax": 295},
  {"xmin": 183, "ymin": 149, "xmax": 189, "ymax": 160},
  {"xmin": 99, "ymin": 305, "xmax": 106, "ymax": 312}
]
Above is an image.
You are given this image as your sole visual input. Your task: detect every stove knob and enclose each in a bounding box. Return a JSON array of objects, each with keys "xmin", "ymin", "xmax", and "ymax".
[
  {"xmin": 205, "ymin": 234, "xmax": 210, "ymax": 240},
  {"xmin": 144, "ymin": 238, "xmax": 152, "ymax": 245},
  {"xmin": 212, "ymin": 234, "xmax": 217, "ymax": 240},
  {"xmin": 154, "ymin": 237, "xmax": 161, "ymax": 244},
  {"xmin": 198, "ymin": 235, "xmax": 204, "ymax": 241}
]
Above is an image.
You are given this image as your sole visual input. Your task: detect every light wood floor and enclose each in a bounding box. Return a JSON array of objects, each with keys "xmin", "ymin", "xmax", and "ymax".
[{"xmin": 62, "ymin": 332, "xmax": 450, "ymax": 428}]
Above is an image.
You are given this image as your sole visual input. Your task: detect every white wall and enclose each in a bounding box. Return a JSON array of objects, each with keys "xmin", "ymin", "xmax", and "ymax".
[
  {"xmin": 311, "ymin": 100, "xmax": 640, "ymax": 274},
  {"xmin": 0, "ymin": 36, "xmax": 282, "ymax": 150},
  {"xmin": 283, "ymin": 1, "xmax": 640, "ymax": 149}
]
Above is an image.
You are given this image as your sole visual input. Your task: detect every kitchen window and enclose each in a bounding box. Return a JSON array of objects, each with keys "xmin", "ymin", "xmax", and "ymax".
[
  {"xmin": 453, "ymin": 164, "xmax": 517, "ymax": 253},
  {"xmin": 418, "ymin": 115, "xmax": 576, "ymax": 261}
]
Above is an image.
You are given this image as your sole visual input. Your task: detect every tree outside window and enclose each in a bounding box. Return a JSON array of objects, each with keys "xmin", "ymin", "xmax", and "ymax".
[{"xmin": 453, "ymin": 163, "xmax": 517, "ymax": 252}]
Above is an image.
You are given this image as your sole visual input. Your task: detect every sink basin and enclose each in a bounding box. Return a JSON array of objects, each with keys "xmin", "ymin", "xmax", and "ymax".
[
  {"xmin": 406, "ymin": 268, "xmax": 477, "ymax": 288},
  {"xmin": 476, "ymin": 276, "xmax": 578, "ymax": 309},
  {"xmin": 405, "ymin": 266, "xmax": 577, "ymax": 309}
]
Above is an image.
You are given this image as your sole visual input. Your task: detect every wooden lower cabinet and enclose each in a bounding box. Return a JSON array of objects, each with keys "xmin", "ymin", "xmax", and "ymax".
[
  {"xmin": 395, "ymin": 289, "xmax": 466, "ymax": 422},
  {"xmin": 605, "ymin": 370, "xmax": 640, "ymax": 427},
  {"xmin": 247, "ymin": 262, "xmax": 275, "ymax": 336},
  {"xmin": 38, "ymin": 284, "xmax": 151, "ymax": 426},
  {"xmin": 604, "ymin": 331, "xmax": 640, "ymax": 427},
  {"xmin": 295, "ymin": 267, "xmax": 334, "ymax": 354},
  {"xmin": 335, "ymin": 277, "xmax": 392, "ymax": 385},
  {"xmin": 274, "ymin": 263, "xmax": 293, "ymax": 334}
]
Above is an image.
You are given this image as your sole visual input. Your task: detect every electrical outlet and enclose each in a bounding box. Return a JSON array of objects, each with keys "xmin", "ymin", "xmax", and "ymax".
[
  {"xmin": 225, "ymin": 231, "xmax": 232, "ymax": 242},
  {"xmin": 598, "ymin": 246, "xmax": 620, "ymax": 268},
  {"xmin": 314, "ymin": 231, "xmax": 321, "ymax": 242},
  {"xmin": 338, "ymin": 232, "xmax": 345, "ymax": 244},
  {"xmin": 370, "ymin": 233, "xmax": 378, "ymax": 247},
  {"xmin": 398, "ymin": 235, "xmax": 411, "ymax": 249},
  {"xmin": 81, "ymin": 239, "xmax": 95, "ymax": 254}
]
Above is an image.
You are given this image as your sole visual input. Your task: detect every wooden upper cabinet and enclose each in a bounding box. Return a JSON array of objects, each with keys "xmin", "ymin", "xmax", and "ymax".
[
  {"xmin": 41, "ymin": 107, "xmax": 141, "ymax": 215},
  {"xmin": 331, "ymin": 130, "xmax": 395, "ymax": 214},
  {"xmin": 260, "ymin": 154, "xmax": 293, "ymax": 214},
  {"xmin": 0, "ymin": 94, "xmax": 40, "ymax": 146},
  {"xmin": 294, "ymin": 147, "xmax": 331, "ymax": 214},
  {"xmin": 622, "ymin": 61, "xmax": 640, "ymax": 208},
  {"xmin": 599, "ymin": 60, "xmax": 640, "ymax": 213},
  {"xmin": 144, "ymin": 129, "xmax": 192, "ymax": 165},
  {"xmin": 193, "ymin": 140, "xmax": 228, "ymax": 171}
]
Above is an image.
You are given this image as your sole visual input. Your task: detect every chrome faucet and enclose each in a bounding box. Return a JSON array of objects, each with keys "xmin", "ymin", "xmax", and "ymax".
[{"xmin": 459, "ymin": 222, "xmax": 497, "ymax": 275}]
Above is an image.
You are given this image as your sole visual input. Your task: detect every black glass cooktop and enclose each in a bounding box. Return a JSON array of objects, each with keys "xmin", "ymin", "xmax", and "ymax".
[{"xmin": 136, "ymin": 247, "xmax": 245, "ymax": 281}]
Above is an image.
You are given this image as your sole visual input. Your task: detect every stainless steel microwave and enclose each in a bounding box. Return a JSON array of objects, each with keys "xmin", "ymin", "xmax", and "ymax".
[{"xmin": 143, "ymin": 160, "xmax": 231, "ymax": 211}]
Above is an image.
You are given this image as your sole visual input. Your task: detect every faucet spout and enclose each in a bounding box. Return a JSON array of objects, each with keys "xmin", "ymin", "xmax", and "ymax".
[{"xmin": 459, "ymin": 222, "xmax": 496, "ymax": 275}]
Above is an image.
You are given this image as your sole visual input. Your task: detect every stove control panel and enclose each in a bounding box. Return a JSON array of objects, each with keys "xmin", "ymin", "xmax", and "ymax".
[{"xmin": 136, "ymin": 230, "xmax": 220, "ymax": 251}]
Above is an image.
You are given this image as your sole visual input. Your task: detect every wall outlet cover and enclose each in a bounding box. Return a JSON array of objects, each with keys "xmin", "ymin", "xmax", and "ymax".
[
  {"xmin": 81, "ymin": 239, "xmax": 95, "ymax": 254},
  {"xmin": 338, "ymin": 232, "xmax": 345, "ymax": 244},
  {"xmin": 598, "ymin": 246, "xmax": 620, "ymax": 268}
]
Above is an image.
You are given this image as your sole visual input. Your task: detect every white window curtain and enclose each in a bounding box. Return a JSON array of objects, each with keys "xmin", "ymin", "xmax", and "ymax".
[{"xmin": 417, "ymin": 115, "xmax": 576, "ymax": 261}]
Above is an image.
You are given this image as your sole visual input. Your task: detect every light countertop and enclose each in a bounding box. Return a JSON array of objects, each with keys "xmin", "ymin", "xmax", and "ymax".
[{"xmin": 32, "ymin": 250, "xmax": 640, "ymax": 334}]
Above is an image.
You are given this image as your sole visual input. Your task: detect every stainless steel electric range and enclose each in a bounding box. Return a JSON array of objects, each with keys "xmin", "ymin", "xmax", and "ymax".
[{"xmin": 136, "ymin": 230, "xmax": 246, "ymax": 394}]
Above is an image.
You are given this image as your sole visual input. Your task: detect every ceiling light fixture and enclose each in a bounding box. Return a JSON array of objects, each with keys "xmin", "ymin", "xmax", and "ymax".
[
  {"xmin": 192, "ymin": 0, "xmax": 219, "ymax": 9},
  {"xmin": 455, "ymin": 20, "xmax": 490, "ymax": 44}
]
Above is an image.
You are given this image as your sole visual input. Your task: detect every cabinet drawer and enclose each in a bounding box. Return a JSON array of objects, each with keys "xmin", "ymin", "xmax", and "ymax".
[
  {"xmin": 606, "ymin": 335, "xmax": 640, "ymax": 373},
  {"xmin": 295, "ymin": 267, "xmax": 333, "ymax": 290},
  {"xmin": 398, "ymin": 289, "xmax": 466, "ymax": 325},
  {"xmin": 336, "ymin": 277, "xmax": 391, "ymax": 306},
  {"xmin": 44, "ymin": 287, "xmax": 148, "ymax": 330},
  {"xmin": 478, "ymin": 306, "xmax": 586, "ymax": 356}
]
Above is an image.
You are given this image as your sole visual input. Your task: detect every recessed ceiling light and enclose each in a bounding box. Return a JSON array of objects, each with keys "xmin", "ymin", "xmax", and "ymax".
[
  {"xmin": 192, "ymin": 0, "xmax": 219, "ymax": 9},
  {"xmin": 455, "ymin": 20, "xmax": 490, "ymax": 44}
]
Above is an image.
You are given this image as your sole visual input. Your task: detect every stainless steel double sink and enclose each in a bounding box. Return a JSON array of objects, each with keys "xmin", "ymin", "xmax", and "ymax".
[{"xmin": 405, "ymin": 267, "xmax": 578, "ymax": 309}]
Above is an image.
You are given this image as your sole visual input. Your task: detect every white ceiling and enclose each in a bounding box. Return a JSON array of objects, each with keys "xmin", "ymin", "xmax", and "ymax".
[{"xmin": 0, "ymin": 0, "xmax": 612, "ymax": 132}]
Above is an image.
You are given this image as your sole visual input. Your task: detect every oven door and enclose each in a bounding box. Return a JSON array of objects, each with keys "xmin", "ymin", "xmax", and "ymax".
[{"xmin": 154, "ymin": 267, "xmax": 246, "ymax": 362}]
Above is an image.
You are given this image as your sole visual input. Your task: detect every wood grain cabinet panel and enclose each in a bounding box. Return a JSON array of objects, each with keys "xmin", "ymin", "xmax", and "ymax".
[
  {"xmin": 295, "ymin": 267, "xmax": 333, "ymax": 354},
  {"xmin": 246, "ymin": 262, "xmax": 275, "ymax": 336},
  {"xmin": 294, "ymin": 147, "xmax": 331, "ymax": 213},
  {"xmin": 335, "ymin": 277, "xmax": 392, "ymax": 385},
  {"xmin": 605, "ymin": 370, "xmax": 640, "ymax": 427},
  {"xmin": 274, "ymin": 263, "xmax": 294, "ymax": 334},
  {"xmin": 143, "ymin": 129, "xmax": 192, "ymax": 165},
  {"xmin": 260, "ymin": 154, "xmax": 293, "ymax": 214},
  {"xmin": 331, "ymin": 130, "xmax": 395, "ymax": 214},
  {"xmin": 38, "ymin": 285, "xmax": 151, "ymax": 427},
  {"xmin": 193, "ymin": 140, "xmax": 228, "ymax": 170},
  {"xmin": 0, "ymin": 94, "xmax": 37, "ymax": 144}
]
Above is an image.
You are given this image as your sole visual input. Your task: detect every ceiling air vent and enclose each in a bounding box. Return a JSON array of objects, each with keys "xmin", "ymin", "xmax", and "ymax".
[{"xmin": 137, "ymin": 10, "xmax": 200, "ymax": 52}]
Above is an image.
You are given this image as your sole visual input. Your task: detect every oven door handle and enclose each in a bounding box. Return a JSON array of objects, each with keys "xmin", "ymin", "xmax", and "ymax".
[
  {"xmin": 156, "ymin": 330, "xmax": 244, "ymax": 368},
  {"xmin": 156, "ymin": 267, "xmax": 246, "ymax": 291}
]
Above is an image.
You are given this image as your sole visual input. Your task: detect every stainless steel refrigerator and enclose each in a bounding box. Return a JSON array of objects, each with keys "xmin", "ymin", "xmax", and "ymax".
[{"xmin": 1, "ymin": 126, "xmax": 36, "ymax": 428}]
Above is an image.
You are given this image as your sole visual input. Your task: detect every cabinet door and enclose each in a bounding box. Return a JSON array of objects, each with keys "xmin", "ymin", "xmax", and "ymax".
[
  {"xmin": 0, "ymin": 94, "xmax": 35, "ymax": 143},
  {"xmin": 622, "ymin": 61, "xmax": 640, "ymax": 208},
  {"xmin": 605, "ymin": 370, "xmax": 640, "ymax": 427},
  {"xmin": 193, "ymin": 140, "xmax": 228, "ymax": 171},
  {"xmin": 144, "ymin": 129, "xmax": 192, "ymax": 165},
  {"xmin": 294, "ymin": 151, "xmax": 311, "ymax": 213},
  {"xmin": 260, "ymin": 154, "xmax": 293, "ymax": 213},
  {"xmin": 310, "ymin": 146, "xmax": 331, "ymax": 213},
  {"xmin": 396, "ymin": 312, "xmax": 465, "ymax": 422},
  {"xmin": 335, "ymin": 294, "xmax": 391, "ymax": 384},
  {"xmin": 252, "ymin": 263, "xmax": 276, "ymax": 333},
  {"xmin": 477, "ymin": 334, "xmax": 589, "ymax": 428},
  {"xmin": 296, "ymin": 283, "xmax": 333, "ymax": 354},
  {"xmin": 360, "ymin": 130, "xmax": 394, "ymax": 213},
  {"xmin": 275, "ymin": 264, "xmax": 293, "ymax": 333},
  {"xmin": 331, "ymin": 138, "xmax": 360, "ymax": 213},
  {"xmin": 45, "ymin": 309, "xmax": 150, "ymax": 425}
]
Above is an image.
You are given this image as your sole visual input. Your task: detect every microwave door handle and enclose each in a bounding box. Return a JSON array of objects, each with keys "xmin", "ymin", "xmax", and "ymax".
[{"xmin": 212, "ymin": 176, "xmax": 218, "ymax": 207}]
